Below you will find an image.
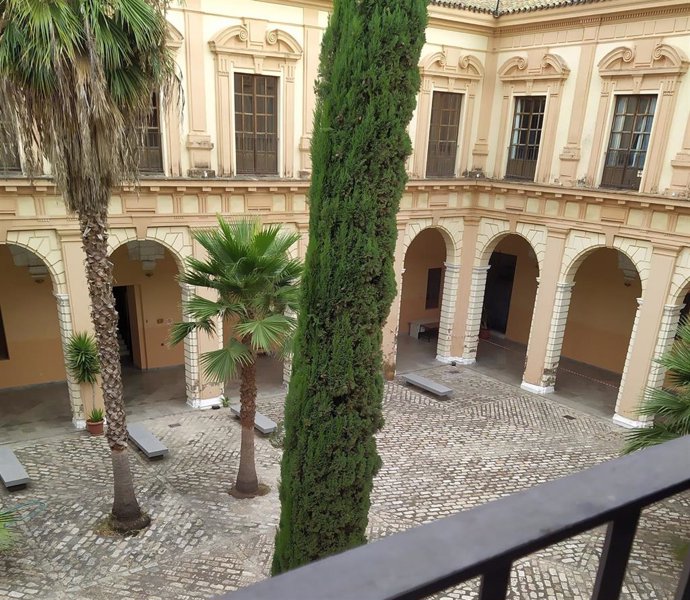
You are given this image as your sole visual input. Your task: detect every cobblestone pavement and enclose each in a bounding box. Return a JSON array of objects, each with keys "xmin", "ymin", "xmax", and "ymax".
[{"xmin": 1, "ymin": 364, "xmax": 688, "ymax": 599}]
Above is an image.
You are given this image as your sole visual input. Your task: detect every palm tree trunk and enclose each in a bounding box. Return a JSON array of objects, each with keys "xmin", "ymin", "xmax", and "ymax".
[
  {"xmin": 79, "ymin": 206, "xmax": 149, "ymax": 532},
  {"xmin": 235, "ymin": 359, "xmax": 258, "ymax": 495}
]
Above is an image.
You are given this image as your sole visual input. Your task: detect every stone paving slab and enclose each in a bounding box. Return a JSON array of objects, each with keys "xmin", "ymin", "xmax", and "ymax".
[{"xmin": 1, "ymin": 364, "xmax": 687, "ymax": 599}]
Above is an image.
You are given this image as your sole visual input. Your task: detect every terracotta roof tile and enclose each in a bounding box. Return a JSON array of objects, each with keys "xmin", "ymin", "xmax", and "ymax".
[{"xmin": 431, "ymin": 0, "xmax": 607, "ymax": 16}]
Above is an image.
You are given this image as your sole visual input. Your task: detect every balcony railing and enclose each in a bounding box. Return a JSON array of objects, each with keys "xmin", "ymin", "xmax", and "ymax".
[{"xmin": 222, "ymin": 435, "xmax": 690, "ymax": 600}]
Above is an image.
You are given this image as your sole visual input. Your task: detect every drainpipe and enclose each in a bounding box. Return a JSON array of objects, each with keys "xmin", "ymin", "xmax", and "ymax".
[{"xmin": 493, "ymin": 0, "xmax": 500, "ymax": 17}]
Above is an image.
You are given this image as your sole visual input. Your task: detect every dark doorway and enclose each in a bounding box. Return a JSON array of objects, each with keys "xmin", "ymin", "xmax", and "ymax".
[
  {"xmin": 114, "ymin": 286, "xmax": 134, "ymax": 365},
  {"xmin": 483, "ymin": 252, "xmax": 517, "ymax": 334}
]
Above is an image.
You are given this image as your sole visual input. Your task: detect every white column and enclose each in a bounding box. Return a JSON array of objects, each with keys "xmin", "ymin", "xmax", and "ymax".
[
  {"xmin": 460, "ymin": 265, "xmax": 491, "ymax": 364},
  {"xmin": 612, "ymin": 301, "xmax": 681, "ymax": 429},
  {"xmin": 54, "ymin": 292, "xmax": 86, "ymax": 429},
  {"xmin": 436, "ymin": 262, "xmax": 461, "ymax": 362},
  {"xmin": 282, "ymin": 307, "xmax": 296, "ymax": 386},
  {"xmin": 523, "ymin": 281, "xmax": 574, "ymax": 394},
  {"xmin": 181, "ymin": 282, "xmax": 224, "ymax": 409},
  {"xmin": 647, "ymin": 304, "xmax": 683, "ymax": 390},
  {"xmin": 613, "ymin": 298, "xmax": 645, "ymax": 428}
]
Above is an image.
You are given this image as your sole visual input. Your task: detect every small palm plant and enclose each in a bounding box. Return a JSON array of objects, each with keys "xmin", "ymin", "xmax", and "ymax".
[
  {"xmin": 65, "ymin": 332, "xmax": 101, "ymax": 419},
  {"xmin": 624, "ymin": 319, "xmax": 690, "ymax": 453},
  {"xmin": 0, "ymin": 509, "xmax": 16, "ymax": 552},
  {"xmin": 171, "ymin": 218, "xmax": 302, "ymax": 497}
]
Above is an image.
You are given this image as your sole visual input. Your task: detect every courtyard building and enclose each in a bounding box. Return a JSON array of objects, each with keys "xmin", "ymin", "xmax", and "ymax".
[{"xmin": 2, "ymin": 0, "xmax": 690, "ymax": 432}]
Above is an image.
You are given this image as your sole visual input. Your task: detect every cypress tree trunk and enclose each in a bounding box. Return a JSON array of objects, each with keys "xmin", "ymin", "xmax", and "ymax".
[
  {"xmin": 79, "ymin": 205, "xmax": 149, "ymax": 532},
  {"xmin": 272, "ymin": 0, "xmax": 427, "ymax": 574}
]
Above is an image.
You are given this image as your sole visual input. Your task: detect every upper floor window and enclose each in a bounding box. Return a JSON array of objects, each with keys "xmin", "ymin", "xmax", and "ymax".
[
  {"xmin": 139, "ymin": 92, "xmax": 164, "ymax": 174},
  {"xmin": 234, "ymin": 73, "xmax": 278, "ymax": 175},
  {"xmin": 426, "ymin": 92, "xmax": 462, "ymax": 178},
  {"xmin": 600, "ymin": 95, "xmax": 656, "ymax": 191},
  {"xmin": 0, "ymin": 122, "xmax": 21, "ymax": 175},
  {"xmin": 505, "ymin": 96, "xmax": 545, "ymax": 182}
]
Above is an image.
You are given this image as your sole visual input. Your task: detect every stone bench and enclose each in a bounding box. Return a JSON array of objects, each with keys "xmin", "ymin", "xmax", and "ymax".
[
  {"xmin": 127, "ymin": 424, "xmax": 169, "ymax": 460},
  {"xmin": 401, "ymin": 373, "xmax": 453, "ymax": 398},
  {"xmin": 230, "ymin": 405, "xmax": 277, "ymax": 435},
  {"xmin": 0, "ymin": 447, "xmax": 30, "ymax": 490}
]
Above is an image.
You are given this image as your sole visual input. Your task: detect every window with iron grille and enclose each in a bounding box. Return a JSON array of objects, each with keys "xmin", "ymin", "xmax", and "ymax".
[
  {"xmin": 139, "ymin": 92, "xmax": 164, "ymax": 174},
  {"xmin": 601, "ymin": 95, "xmax": 657, "ymax": 191},
  {"xmin": 234, "ymin": 73, "xmax": 278, "ymax": 175},
  {"xmin": 0, "ymin": 306, "xmax": 8, "ymax": 360},
  {"xmin": 505, "ymin": 96, "xmax": 546, "ymax": 182},
  {"xmin": 0, "ymin": 122, "xmax": 21, "ymax": 175},
  {"xmin": 426, "ymin": 92, "xmax": 462, "ymax": 178}
]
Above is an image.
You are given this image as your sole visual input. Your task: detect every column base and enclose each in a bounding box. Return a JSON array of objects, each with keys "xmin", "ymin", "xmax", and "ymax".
[
  {"xmin": 72, "ymin": 418, "xmax": 86, "ymax": 430},
  {"xmin": 436, "ymin": 355, "xmax": 476, "ymax": 366},
  {"xmin": 612, "ymin": 413, "xmax": 652, "ymax": 430},
  {"xmin": 187, "ymin": 395, "xmax": 223, "ymax": 410},
  {"xmin": 521, "ymin": 381, "xmax": 555, "ymax": 395}
]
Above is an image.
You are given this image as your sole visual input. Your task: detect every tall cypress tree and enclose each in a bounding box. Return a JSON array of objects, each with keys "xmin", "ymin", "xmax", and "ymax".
[{"xmin": 272, "ymin": 0, "xmax": 427, "ymax": 574}]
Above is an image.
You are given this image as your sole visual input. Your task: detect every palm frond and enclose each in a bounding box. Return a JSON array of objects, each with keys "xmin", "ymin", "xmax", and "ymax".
[
  {"xmin": 169, "ymin": 319, "xmax": 215, "ymax": 346},
  {"xmin": 199, "ymin": 339, "xmax": 253, "ymax": 384},
  {"xmin": 235, "ymin": 314, "xmax": 296, "ymax": 353},
  {"xmin": 623, "ymin": 423, "xmax": 682, "ymax": 454}
]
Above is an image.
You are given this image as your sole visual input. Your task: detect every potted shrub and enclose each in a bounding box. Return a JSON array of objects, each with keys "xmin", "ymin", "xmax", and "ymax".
[
  {"xmin": 65, "ymin": 332, "xmax": 103, "ymax": 435},
  {"xmin": 86, "ymin": 407, "xmax": 105, "ymax": 436}
]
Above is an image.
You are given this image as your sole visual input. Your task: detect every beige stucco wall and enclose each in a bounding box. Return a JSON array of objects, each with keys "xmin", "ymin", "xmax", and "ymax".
[{"xmin": 0, "ymin": 245, "xmax": 65, "ymax": 387}]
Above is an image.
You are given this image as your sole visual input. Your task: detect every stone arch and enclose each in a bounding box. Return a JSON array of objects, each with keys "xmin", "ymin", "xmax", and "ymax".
[
  {"xmin": 561, "ymin": 239, "xmax": 647, "ymax": 292},
  {"xmin": 477, "ymin": 229, "xmax": 543, "ymax": 275},
  {"xmin": 146, "ymin": 226, "xmax": 193, "ymax": 271},
  {"xmin": 5, "ymin": 230, "xmax": 67, "ymax": 294},
  {"xmin": 401, "ymin": 219, "xmax": 459, "ymax": 264},
  {"xmin": 0, "ymin": 235, "xmax": 81, "ymax": 426},
  {"xmin": 107, "ymin": 228, "xmax": 138, "ymax": 256},
  {"xmin": 668, "ymin": 248, "xmax": 690, "ymax": 303}
]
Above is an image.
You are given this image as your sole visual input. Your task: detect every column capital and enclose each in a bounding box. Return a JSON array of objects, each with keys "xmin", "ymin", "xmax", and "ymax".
[
  {"xmin": 663, "ymin": 304, "xmax": 684, "ymax": 316},
  {"xmin": 473, "ymin": 265, "xmax": 491, "ymax": 274},
  {"xmin": 444, "ymin": 262, "xmax": 461, "ymax": 273},
  {"xmin": 556, "ymin": 281, "xmax": 574, "ymax": 291}
]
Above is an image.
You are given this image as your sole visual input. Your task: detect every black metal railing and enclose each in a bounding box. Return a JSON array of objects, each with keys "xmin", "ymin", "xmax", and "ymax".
[{"xmin": 221, "ymin": 435, "xmax": 690, "ymax": 600}]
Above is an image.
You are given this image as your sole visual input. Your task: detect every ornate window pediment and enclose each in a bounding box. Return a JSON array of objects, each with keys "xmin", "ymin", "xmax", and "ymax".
[
  {"xmin": 598, "ymin": 44, "xmax": 689, "ymax": 78},
  {"xmin": 209, "ymin": 24, "xmax": 302, "ymax": 61},
  {"xmin": 166, "ymin": 23, "xmax": 184, "ymax": 51},
  {"xmin": 420, "ymin": 51, "xmax": 484, "ymax": 81},
  {"xmin": 499, "ymin": 53, "xmax": 570, "ymax": 83}
]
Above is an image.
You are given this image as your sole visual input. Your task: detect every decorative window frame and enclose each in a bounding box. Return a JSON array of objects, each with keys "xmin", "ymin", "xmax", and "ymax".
[
  {"xmin": 495, "ymin": 53, "xmax": 570, "ymax": 184},
  {"xmin": 413, "ymin": 50, "xmax": 484, "ymax": 179},
  {"xmin": 587, "ymin": 43, "xmax": 688, "ymax": 195},
  {"xmin": 209, "ymin": 21, "xmax": 302, "ymax": 178},
  {"xmin": 160, "ymin": 24, "xmax": 184, "ymax": 177}
]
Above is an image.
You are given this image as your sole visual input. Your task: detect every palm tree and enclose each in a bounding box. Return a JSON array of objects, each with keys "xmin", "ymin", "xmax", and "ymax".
[
  {"xmin": 624, "ymin": 319, "xmax": 690, "ymax": 453},
  {"xmin": 0, "ymin": 0, "xmax": 177, "ymax": 531},
  {"xmin": 171, "ymin": 218, "xmax": 301, "ymax": 497}
]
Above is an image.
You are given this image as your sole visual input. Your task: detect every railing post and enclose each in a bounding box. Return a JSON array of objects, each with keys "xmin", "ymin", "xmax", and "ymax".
[{"xmin": 591, "ymin": 508, "xmax": 641, "ymax": 600}]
